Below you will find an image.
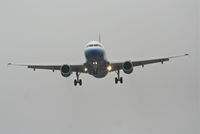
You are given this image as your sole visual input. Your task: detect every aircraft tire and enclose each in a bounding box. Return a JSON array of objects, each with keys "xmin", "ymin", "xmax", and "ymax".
[
  {"xmin": 79, "ymin": 79, "xmax": 82, "ymax": 86},
  {"xmin": 120, "ymin": 77, "xmax": 123, "ymax": 84},
  {"xmin": 115, "ymin": 77, "xmax": 118, "ymax": 84},
  {"xmin": 74, "ymin": 80, "xmax": 77, "ymax": 86}
]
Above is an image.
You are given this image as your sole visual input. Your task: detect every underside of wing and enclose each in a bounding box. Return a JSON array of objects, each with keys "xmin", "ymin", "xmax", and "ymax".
[
  {"xmin": 8, "ymin": 63, "xmax": 62, "ymax": 72},
  {"xmin": 7, "ymin": 63, "xmax": 86, "ymax": 73},
  {"xmin": 109, "ymin": 54, "xmax": 189, "ymax": 72}
]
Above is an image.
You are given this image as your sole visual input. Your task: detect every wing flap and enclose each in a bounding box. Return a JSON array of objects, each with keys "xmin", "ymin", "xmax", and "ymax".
[{"xmin": 27, "ymin": 65, "xmax": 61, "ymax": 71}]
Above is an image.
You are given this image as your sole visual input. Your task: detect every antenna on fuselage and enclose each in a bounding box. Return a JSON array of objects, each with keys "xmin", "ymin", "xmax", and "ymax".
[{"xmin": 99, "ymin": 34, "xmax": 101, "ymax": 43}]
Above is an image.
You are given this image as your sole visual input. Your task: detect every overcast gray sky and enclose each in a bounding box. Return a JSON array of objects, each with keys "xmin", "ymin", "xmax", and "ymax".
[{"xmin": 0, "ymin": 0, "xmax": 199, "ymax": 134}]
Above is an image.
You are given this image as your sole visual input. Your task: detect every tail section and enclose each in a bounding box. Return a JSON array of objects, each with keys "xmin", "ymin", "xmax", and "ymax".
[{"xmin": 99, "ymin": 34, "xmax": 101, "ymax": 43}]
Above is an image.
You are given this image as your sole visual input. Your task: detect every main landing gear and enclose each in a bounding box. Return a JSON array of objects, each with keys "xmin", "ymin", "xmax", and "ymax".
[
  {"xmin": 115, "ymin": 70, "xmax": 123, "ymax": 84},
  {"xmin": 74, "ymin": 72, "xmax": 82, "ymax": 86}
]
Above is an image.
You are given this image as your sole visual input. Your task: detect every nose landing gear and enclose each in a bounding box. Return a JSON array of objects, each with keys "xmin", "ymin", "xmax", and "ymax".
[
  {"xmin": 74, "ymin": 72, "xmax": 82, "ymax": 86},
  {"xmin": 115, "ymin": 70, "xmax": 123, "ymax": 84}
]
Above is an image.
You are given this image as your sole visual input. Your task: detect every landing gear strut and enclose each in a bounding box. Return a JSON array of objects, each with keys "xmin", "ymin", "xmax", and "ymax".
[
  {"xmin": 115, "ymin": 70, "xmax": 123, "ymax": 84},
  {"xmin": 74, "ymin": 72, "xmax": 82, "ymax": 86}
]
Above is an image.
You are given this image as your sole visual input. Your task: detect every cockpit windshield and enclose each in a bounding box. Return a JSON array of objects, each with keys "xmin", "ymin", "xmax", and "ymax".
[{"xmin": 87, "ymin": 44, "xmax": 102, "ymax": 48}]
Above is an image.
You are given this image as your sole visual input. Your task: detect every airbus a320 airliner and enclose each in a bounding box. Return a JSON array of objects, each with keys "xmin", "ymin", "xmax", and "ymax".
[{"xmin": 8, "ymin": 36, "xmax": 188, "ymax": 86}]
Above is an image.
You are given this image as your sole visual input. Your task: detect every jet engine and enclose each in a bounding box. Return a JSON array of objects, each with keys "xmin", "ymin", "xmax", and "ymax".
[
  {"xmin": 61, "ymin": 64, "xmax": 72, "ymax": 77},
  {"xmin": 122, "ymin": 61, "xmax": 133, "ymax": 74}
]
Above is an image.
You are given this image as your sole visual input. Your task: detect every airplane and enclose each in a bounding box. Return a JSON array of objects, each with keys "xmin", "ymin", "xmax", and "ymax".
[{"xmin": 8, "ymin": 36, "xmax": 189, "ymax": 86}]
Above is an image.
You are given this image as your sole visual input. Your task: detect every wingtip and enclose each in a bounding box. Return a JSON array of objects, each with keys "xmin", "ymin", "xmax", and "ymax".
[
  {"xmin": 168, "ymin": 54, "xmax": 190, "ymax": 59},
  {"xmin": 7, "ymin": 63, "xmax": 12, "ymax": 66}
]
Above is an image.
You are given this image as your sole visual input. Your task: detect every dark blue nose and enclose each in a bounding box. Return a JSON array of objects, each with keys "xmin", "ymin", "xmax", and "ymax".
[{"xmin": 85, "ymin": 48, "xmax": 104, "ymax": 60}]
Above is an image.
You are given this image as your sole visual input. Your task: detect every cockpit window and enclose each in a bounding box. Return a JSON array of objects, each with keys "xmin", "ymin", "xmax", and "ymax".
[
  {"xmin": 87, "ymin": 44, "xmax": 102, "ymax": 48},
  {"xmin": 94, "ymin": 44, "xmax": 101, "ymax": 47}
]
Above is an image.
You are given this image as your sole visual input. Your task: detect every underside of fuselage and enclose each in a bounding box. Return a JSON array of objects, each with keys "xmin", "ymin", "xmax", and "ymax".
[{"xmin": 89, "ymin": 68, "xmax": 108, "ymax": 78}]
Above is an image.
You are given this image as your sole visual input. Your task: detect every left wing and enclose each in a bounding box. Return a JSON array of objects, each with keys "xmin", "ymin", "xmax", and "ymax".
[
  {"xmin": 110, "ymin": 54, "xmax": 189, "ymax": 71},
  {"xmin": 7, "ymin": 63, "xmax": 86, "ymax": 73}
]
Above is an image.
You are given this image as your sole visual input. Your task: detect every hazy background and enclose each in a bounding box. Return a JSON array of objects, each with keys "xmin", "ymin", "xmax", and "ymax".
[{"xmin": 0, "ymin": 0, "xmax": 199, "ymax": 134}]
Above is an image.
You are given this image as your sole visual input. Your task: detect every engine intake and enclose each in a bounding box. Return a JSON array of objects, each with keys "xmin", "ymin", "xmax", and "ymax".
[
  {"xmin": 122, "ymin": 61, "xmax": 133, "ymax": 74},
  {"xmin": 61, "ymin": 64, "xmax": 72, "ymax": 77}
]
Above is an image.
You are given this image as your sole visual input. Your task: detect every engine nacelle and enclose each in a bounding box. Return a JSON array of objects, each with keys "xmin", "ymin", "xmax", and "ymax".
[
  {"xmin": 122, "ymin": 61, "xmax": 133, "ymax": 74},
  {"xmin": 61, "ymin": 64, "xmax": 72, "ymax": 77}
]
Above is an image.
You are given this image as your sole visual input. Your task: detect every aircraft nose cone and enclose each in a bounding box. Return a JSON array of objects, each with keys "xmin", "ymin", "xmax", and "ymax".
[
  {"xmin": 85, "ymin": 48, "xmax": 104, "ymax": 60},
  {"xmin": 90, "ymin": 49, "xmax": 101, "ymax": 56}
]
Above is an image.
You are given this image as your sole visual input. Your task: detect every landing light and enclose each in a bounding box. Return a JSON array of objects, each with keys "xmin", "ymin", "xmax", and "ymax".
[
  {"xmin": 84, "ymin": 68, "xmax": 88, "ymax": 72},
  {"xmin": 107, "ymin": 65, "xmax": 112, "ymax": 72},
  {"xmin": 93, "ymin": 61, "xmax": 98, "ymax": 65}
]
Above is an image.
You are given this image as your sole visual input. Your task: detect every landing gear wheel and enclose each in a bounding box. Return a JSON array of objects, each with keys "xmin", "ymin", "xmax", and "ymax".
[
  {"xmin": 79, "ymin": 79, "xmax": 82, "ymax": 86},
  {"xmin": 74, "ymin": 80, "xmax": 77, "ymax": 86},
  {"xmin": 115, "ymin": 70, "xmax": 123, "ymax": 84},
  {"xmin": 74, "ymin": 72, "xmax": 82, "ymax": 86},
  {"xmin": 115, "ymin": 77, "xmax": 118, "ymax": 84},
  {"xmin": 120, "ymin": 77, "xmax": 123, "ymax": 83}
]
